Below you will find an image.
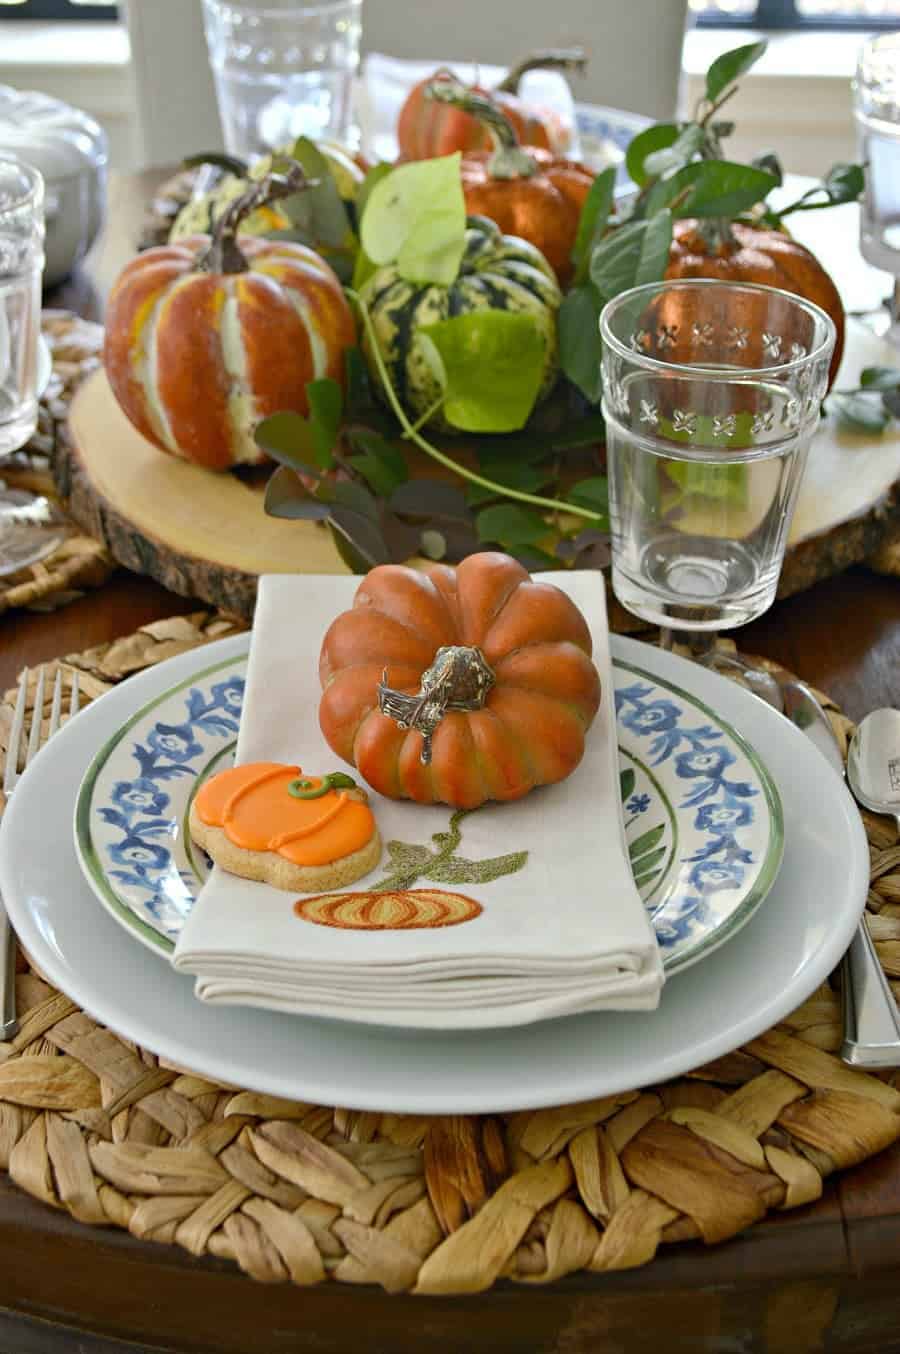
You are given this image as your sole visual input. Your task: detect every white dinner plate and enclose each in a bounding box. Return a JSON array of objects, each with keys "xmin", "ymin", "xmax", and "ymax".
[
  {"xmin": 0, "ymin": 634, "xmax": 867, "ymax": 1114},
  {"xmin": 73, "ymin": 649, "xmax": 782, "ymax": 977},
  {"xmin": 37, "ymin": 334, "xmax": 52, "ymax": 399}
]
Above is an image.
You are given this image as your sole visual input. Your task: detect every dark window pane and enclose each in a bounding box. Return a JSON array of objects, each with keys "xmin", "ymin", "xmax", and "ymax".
[{"xmin": 0, "ymin": 1, "xmax": 118, "ymax": 19}]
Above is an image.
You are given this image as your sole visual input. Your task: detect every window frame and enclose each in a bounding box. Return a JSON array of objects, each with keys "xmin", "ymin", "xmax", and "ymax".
[
  {"xmin": 697, "ymin": 0, "xmax": 900, "ymax": 27},
  {"xmin": 0, "ymin": 1, "xmax": 118, "ymax": 20}
]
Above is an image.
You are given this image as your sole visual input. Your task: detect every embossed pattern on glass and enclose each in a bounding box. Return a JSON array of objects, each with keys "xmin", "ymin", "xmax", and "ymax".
[
  {"xmin": 202, "ymin": 0, "xmax": 363, "ymax": 158},
  {"xmin": 600, "ymin": 279, "xmax": 836, "ymax": 632}
]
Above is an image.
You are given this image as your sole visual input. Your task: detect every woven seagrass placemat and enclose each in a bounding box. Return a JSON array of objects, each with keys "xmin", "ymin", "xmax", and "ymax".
[
  {"xmin": 0, "ymin": 311, "xmax": 114, "ymax": 617},
  {"xmin": 1, "ymin": 616, "xmax": 900, "ymax": 1294}
]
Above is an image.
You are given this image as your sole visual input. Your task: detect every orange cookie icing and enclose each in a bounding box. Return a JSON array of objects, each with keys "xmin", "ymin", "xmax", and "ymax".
[{"xmin": 193, "ymin": 762, "xmax": 376, "ymax": 867}]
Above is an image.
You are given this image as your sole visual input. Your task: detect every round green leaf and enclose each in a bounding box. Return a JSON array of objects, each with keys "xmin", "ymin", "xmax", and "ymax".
[
  {"xmin": 360, "ymin": 154, "xmax": 466, "ymax": 286},
  {"xmin": 419, "ymin": 311, "xmax": 547, "ymax": 433}
]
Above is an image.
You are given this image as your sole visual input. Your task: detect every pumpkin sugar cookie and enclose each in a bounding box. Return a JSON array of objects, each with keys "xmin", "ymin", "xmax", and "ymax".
[{"xmin": 189, "ymin": 763, "xmax": 382, "ymax": 893}]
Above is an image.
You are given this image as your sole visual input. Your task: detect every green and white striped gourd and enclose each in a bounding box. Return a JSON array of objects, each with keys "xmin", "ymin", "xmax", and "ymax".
[
  {"xmin": 170, "ymin": 142, "xmax": 363, "ymax": 243},
  {"xmin": 359, "ymin": 216, "xmax": 562, "ymax": 432}
]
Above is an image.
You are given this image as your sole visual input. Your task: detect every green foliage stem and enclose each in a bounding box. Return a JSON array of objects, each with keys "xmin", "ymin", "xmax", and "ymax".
[{"xmin": 349, "ymin": 290, "xmax": 606, "ymax": 526}]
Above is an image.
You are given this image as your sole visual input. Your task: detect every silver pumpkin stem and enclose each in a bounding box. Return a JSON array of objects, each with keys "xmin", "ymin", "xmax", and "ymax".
[{"xmin": 378, "ymin": 645, "xmax": 496, "ymax": 764}]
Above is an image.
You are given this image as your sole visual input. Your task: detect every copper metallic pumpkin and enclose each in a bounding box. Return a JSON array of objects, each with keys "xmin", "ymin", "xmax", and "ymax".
[
  {"xmin": 318, "ymin": 552, "xmax": 602, "ymax": 809},
  {"xmin": 666, "ymin": 219, "xmax": 845, "ymax": 389},
  {"xmin": 460, "ymin": 146, "xmax": 594, "ymax": 284},
  {"xmin": 103, "ymin": 168, "xmax": 355, "ymax": 470},
  {"xmin": 425, "ymin": 80, "xmax": 595, "ymax": 285}
]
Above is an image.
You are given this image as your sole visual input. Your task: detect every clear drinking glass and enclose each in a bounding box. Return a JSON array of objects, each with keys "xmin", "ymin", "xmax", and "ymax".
[
  {"xmin": 0, "ymin": 154, "xmax": 67, "ymax": 576},
  {"xmin": 600, "ymin": 279, "xmax": 836, "ymax": 633},
  {"xmin": 202, "ymin": 0, "xmax": 363, "ymax": 159},
  {"xmin": 854, "ymin": 32, "xmax": 900, "ymax": 276},
  {"xmin": 0, "ymin": 156, "xmax": 44, "ymax": 457}
]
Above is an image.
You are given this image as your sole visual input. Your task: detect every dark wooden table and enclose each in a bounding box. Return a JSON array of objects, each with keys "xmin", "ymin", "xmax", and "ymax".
[{"xmin": 1, "ymin": 170, "xmax": 899, "ymax": 1354}]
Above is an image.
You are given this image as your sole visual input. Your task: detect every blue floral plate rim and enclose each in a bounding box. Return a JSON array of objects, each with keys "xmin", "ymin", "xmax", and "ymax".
[{"xmin": 73, "ymin": 647, "xmax": 783, "ymax": 976}]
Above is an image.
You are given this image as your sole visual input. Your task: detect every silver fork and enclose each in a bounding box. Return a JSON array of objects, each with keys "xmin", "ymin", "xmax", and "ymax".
[{"xmin": 1, "ymin": 665, "xmax": 80, "ymax": 1039}]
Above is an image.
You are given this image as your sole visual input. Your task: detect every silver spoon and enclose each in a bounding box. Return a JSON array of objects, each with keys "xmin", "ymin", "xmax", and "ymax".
[
  {"xmin": 841, "ymin": 709, "xmax": 900, "ymax": 1067},
  {"xmin": 697, "ymin": 652, "xmax": 900, "ymax": 1066}
]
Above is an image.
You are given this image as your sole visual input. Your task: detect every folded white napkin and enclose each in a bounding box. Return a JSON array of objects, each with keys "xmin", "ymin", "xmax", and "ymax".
[{"xmin": 172, "ymin": 572, "xmax": 663, "ymax": 1028}]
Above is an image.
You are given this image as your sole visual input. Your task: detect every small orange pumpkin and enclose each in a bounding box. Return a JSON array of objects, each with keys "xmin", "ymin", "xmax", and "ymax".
[
  {"xmin": 318, "ymin": 552, "xmax": 601, "ymax": 809},
  {"xmin": 666, "ymin": 219, "xmax": 845, "ymax": 389},
  {"xmin": 104, "ymin": 166, "xmax": 356, "ymax": 470},
  {"xmin": 397, "ymin": 52, "xmax": 586, "ymax": 161},
  {"xmin": 425, "ymin": 80, "xmax": 595, "ymax": 285}
]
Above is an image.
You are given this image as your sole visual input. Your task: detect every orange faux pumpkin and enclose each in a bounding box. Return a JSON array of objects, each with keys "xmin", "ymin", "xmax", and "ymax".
[
  {"xmin": 425, "ymin": 80, "xmax": 595, "ymax": 284},
  {"xmin": 397, "ymin": 51, "xmax": 586, "ymax": 161},
  {"xmin": 666, "ymin": 219, "xmax": 845, "ymax": 389},
  {"xmin": 318, "ymin": 552, "xmax": 601, "ymax": 809},
  {"xmin": 103, "ymin": 166, "xmax": 355, "ymax": 470}
]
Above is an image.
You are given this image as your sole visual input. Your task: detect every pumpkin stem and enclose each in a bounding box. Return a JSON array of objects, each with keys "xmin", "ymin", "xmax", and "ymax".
[
  {"xmin": 696, "ymin": 216, "xmax": 738, "ymax": 253},
  {"xmin": 378, "ymin": 645, "xmax": 496, "ymax": 764},
  {"xmin": 424, "ymin": 80, "xmax": 539, "ymax": 180},
  {"xmin": 196, "ymin": 162, "xmax": 317, "ymax": 274},
  {"xmin": 495, "ymin": 48, "xmax": 588, "ymax": 94}
]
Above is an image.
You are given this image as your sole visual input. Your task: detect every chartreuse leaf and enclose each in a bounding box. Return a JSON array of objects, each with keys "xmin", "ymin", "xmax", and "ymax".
[
  {"xmin": 558, "ymin": 283, "xmax": 604, "ymax": 405},
  {"xmin": 305, "ymin": 379, "xmax": 343, "ymax": 468},
  {"xmin": 418, "ymin": 311, "xmax": 546, "ymax": 433},
  {"xmin": 356, "ymin": 161, "xmax": 393, "ymax": 219},
  {"xmin": 571, "ymin": 167, "xmax": 617, "ymax": 282},
  {"xmin": 361, "ymin": 153, "xmax": 466, "ymax": 286},
  {"xmin": 665, "ymin": 460, "xmax": 749, "ymax": 509},
  {"xmin": 705, "ymin": 41, "xmax": 767, "ymax": 104},
  {"xmin": 625, "ymin": 123, "xmax": 679, "ymax": 188},
  {"xmin": 351, "ymin": 162, "xmax": 393, "ymax": 287},
  {"xmin": 645, "ymin": 160, "xmax": 777, "ymax": 220}
]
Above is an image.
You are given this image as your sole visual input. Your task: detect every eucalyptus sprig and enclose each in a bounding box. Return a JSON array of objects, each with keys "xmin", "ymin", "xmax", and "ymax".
[
  {"xmin": 259, "ymin": 343, "xmax": 609, "ymax": 574},
  {"xmin": 558, "ymin": 38, "xmax": 864, "ymax": 402},
  {"xmin": 829, "ymin": 365, "xmax": 900, "ymax": 434}
]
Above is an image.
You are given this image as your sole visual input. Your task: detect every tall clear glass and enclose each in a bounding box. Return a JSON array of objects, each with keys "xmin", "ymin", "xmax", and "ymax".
[
  {"xmin": 854, "ymin": 32, "xmax": 900, "ymax": 279},
  {"xmin": 202, "ymin": 0, "xmax": 363, "ymax": 159},
  {"xmin": 0, "ymin": 156, "xmax": 44, "ymax": 457},
  {"xmin": 600, "ymin": 279, "xmax": 836, "ymax": 633}
]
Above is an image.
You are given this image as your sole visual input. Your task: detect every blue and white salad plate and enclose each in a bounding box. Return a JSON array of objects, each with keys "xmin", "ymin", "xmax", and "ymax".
[
  {"xmin": 1, "ymin": 631, "xmax": 865, "ymax": 1113},
  {"xmin": 74, "ymin": 646, "xmax": 783, "ymax": 976}
]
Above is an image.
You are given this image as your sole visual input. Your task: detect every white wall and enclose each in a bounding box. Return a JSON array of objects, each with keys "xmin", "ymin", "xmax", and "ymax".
[{"xmin": 0, "ymin": 8, "xmax": 865, "ymax": 179}]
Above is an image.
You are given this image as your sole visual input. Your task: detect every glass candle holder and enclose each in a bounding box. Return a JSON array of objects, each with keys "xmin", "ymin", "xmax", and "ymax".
[
  {"xmin": 0, "ymin": 155, "xmax": 44, "ymax": 458},
  {"xmin": 202, "ymin": 0, "xmax": 364, "ymax": 159},
  {"xmin": 600, "ymin": 278, "xmax": 836, "ymax": 632}
]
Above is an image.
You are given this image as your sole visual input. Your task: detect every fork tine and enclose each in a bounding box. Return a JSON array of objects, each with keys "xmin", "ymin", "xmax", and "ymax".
[
  {"xmin": 69, "ymin": 671, "xmax": 80, "ymax": 719},
  {"xmin": 25, "ymin": 666, "xmax": 45, "ymax": 769},
  {"xmin": 3, "ymin": 669, "xmax": 27, "ymax": 794},
  {"xmin": 47, "ymin": 667, "xmax": 63, "ymax": 741}
]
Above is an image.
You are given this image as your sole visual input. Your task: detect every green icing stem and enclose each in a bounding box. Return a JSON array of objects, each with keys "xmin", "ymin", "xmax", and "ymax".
[{"xmin": 287, "ymin": 772, "xmax": 358, "ymax": 800}]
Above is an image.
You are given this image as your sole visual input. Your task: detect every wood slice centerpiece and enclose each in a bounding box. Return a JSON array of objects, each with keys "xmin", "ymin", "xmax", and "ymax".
[{"xmin": 54, "ymin": 320, "xmax": 900, "ymax": 621}]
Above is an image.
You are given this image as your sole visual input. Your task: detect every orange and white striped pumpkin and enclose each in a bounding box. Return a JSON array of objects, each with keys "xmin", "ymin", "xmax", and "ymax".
[{"xmin": 103, "ymin": 232, "xmax": 355, "ymax": 470}]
